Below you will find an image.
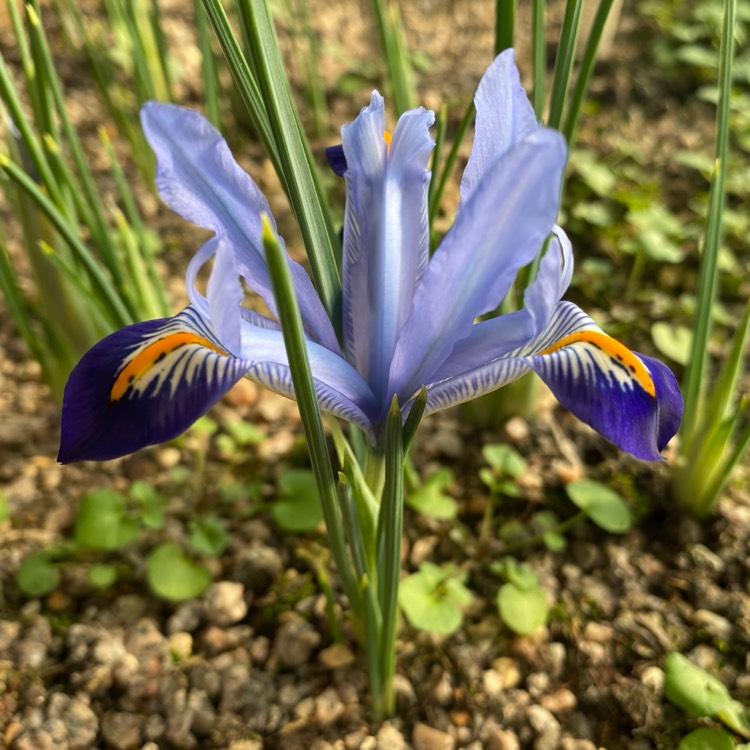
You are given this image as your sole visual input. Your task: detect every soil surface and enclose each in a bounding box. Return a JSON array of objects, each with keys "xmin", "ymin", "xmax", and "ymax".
[{"xmin": 1, "ymin": 1, "xmax": 749, "ymax": 749}]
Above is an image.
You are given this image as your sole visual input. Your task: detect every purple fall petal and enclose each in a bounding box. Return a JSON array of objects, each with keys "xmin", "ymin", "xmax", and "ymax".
[
  {"xmin": 58, "ymin": 307, "xmax": 249, "ymax": 462},
  {"xmin": 422, "ymin": 302, "xmax": 683, "ymax": 460}
]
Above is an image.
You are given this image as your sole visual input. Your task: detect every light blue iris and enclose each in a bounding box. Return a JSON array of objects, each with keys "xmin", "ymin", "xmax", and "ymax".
[{"xmin": 58, "ymin": 50, "xmax": 682, "ymax": 463}]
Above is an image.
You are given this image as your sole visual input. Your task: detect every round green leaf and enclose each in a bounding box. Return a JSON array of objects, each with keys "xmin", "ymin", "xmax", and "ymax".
[
  {"xmin": 664, "ymin": 652, "xmax": 732, "ymax": 717},
  {"xmin": 272, "ymin": 470, "xmax": 323, "ymax": 532},
  {"xmin": 565, "ymin": 480, "xmax": 632, "ymax": 533},
  {"xmin": 189, "ymin": 515, "xmax": 229, "ymax": 556},
  {"xmin": 87, "ymin": 563, "xmax": 118, "ymax": 589},
  {"xmin": 652, "ymin": 322, "xmax": 693, "ymax": 366},
  {"xmin": 17, "ymin": 552, "xmax": 60, "ymax": 597},
  {"xmin": 497, "ymin": 582, "xmax": 548, "ymax": 635},
  {"xmin": 147, "ymin": 543, "xmax": 211, "ymax": 601},
  {"xmin": 677, "ymin": 728, "xmax": 734, "ymax": 750},
  {"xmin": 482, "ymin": 444, "xmax": 526, "ymax": 477},
  {"xmin": 74, "ymin": 489, "xmax": 140, "ymax": 550},
  {"xmin": 398, "ymin": 564, "xmax": 471, "ymax": 636},
  {"xmin": 406, "ymin": 468, "xmax": 457, "ymax": 520}
]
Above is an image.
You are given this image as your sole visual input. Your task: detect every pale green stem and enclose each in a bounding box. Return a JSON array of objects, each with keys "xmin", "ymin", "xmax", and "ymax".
[{"xmin": 374, "ymin": 399, "xmax": 404, "ymax": 720}]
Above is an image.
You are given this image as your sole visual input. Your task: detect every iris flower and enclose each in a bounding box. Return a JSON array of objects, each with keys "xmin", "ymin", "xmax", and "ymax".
[{"xmin": 58, "ymin": 50, "xmax": 682, "ymax": 464}]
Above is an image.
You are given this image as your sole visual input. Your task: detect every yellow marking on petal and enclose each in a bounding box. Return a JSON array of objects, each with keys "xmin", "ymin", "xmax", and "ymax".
[
  {"xmin": 540, "ymin": 330, "xmax": 656, "ymax": 398},
  {"xmin": 110, "ymin": 332, "xmax": 230, "ymax": 402},
  {"xmin": 383, "ymin": 130, "xmax": 392, "ymax": 153}
]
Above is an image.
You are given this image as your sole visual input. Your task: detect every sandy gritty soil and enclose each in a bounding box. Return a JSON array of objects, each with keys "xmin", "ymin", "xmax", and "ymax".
[{"xmin": 1, "ymin": 1, "xmax": 749, "ymax": 748}]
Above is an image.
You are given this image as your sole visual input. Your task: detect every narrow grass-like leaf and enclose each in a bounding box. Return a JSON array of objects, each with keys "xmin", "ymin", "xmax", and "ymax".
[
  {"xmin": 495, "ymin": 0, "xmax": 516, "ymax": 54},
  {"xmin": 0, "ymin": 53, "xmax": 65, "ymax": 208},
  {"xmin": 705, "ymin": 298, "xmax": 750, "ymax": 426},
  {"xmin": 547, "ymin": 0, "xmax": 583, "ymax": 129},
  {"xmin": 0, "ymin": 230, "xmax": 48, "ymax": 372},
  {"xmin": 375, "ymin": 397, "xmax": 404, "ymax": 719},
  {"xmin": 286, "ymin": 0, "xmax": 327, "ymax": 136},
  {"xmin": 57, "ymin": 0, "xmax": 152, "ymax": 177},
  {"xmin": 195, "ymin": 0, "xmax": 221, "ymax": 126},
  {"xmin": 370, "ymin": 0, "xmax": 416, "ymax": 115},
  {"xmin": 428, "ymin": 105, "xmax": 446, "ymax": 214},
  {"xmin": 681, "ymin": 0, "xmax": 736, "ymax": 440},
  {"xmin": 697, "ymin": 403, "xmax": 750, "ymax": 518},
  {"xmin": 402, "ymin": 386, "xmax": 426, "ymax": 453},
  {"xmin": 235, "ymin": 0, "xmax": 341, "ymax": 324},
  {"xmin": 428, "ymin": 100, "xmax": 475, "ymax": 247},
  {"xmin": 98, "ymin": 126, "xmax": 169, "ymax": 317},
  {"xmin": 0, "ymin": 155, "xmax": 131, "ymax": 327},
  {"xmin": 201, "ymin": 0, "xmax": 278, "ymax": 158},
  {"xmin": 262, "ymin": 216, "xmax": 358, "ymax": 608},
  {"xmin": 562, "ymin": 0, "xmax": 618, "ymax": 144},
  {"xmin": 532, "ymin": 0, "xmax": 545, "ymax": 118}
]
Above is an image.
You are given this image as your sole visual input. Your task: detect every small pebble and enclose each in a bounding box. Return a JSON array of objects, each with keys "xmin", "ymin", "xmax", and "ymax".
[
  {"xmin": 583, "ymin": 622, "xmax": 615, "ymax": 644},
  {"xmin": 167, "ymin": 632, "xmax": 193, "ymax": 660},
  {"xmin": 232, "ymin": 545, "xmax": 284, "ymax": 593},
  {"xmin": 432, "ymin": 672, "xmax": 453, "ymax": 706},
  {"xmin": 157, "ymin": 447, "xmax": 181, "ymax": 468},
  {"xmin": 486, "ymin": 726, "xmax": 520, "ymax": 750},
  {"xmin": 167, "ymin": 602, "xmax": 204, "ymax": 634},
  {"xmin": 377, "ymin": 721, "xmax": 407, "ymax": 750},
  {"xmin": 693, "ymin": 609, "xmax": 733, "ymax": 641},
  {"xmin": 315, "ymin": 687, "xmax": 345, "ymax": 726},
  {"xmin": 540, "ymin": 688, "xmax": 577, "ymax": 713},
  {"xmin": 318, "ymin": 643, "xmax": 355, "ymax": 670},
  {"xmin": 504, "ymin": 416, "xmax": 530, "ymax": 442},
  {"xmin": 100, "ymin": 711, "xmax": 143, "ymax": 750},
  {"xmin": 412, "ymin": 722, "xmax": 455, "ymax": 750},
  {"xmin": 204, "ymin": 582, "xmax": 248, "ymax": 627},
  {"xmin": 394, "ymin": 674, "xmax": 417, "ymax": 707},
  {"xmin": 491, "ymin": 657, "xmax": 521, "ymax": 689},
  {"xmin": 688, "ymin": 544, "xmax": 725, "ymax": 573},
  {"xmin": 483, "ymin": 669, "xmax": 505, "ymax": 699},
  {"xmin": 640, "ymin": 666, "xmax": 665, "ymax": 693},
  {"xmin": 272, "ymin": 616, "xmax": 321, "ymax": 668},
  {"xmin": 528, "ymin": 705, "xmax": 561, "ymax": 750},
  {"xmin": 560, "ymin": 740, "xmax": 597, "ymax": 750},
  {"xmin": 526, "ymin": 672, "xmax": 550, "ymax": 698}
]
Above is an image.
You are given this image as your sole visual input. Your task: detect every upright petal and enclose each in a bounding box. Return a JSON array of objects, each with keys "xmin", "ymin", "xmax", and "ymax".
[
  {"xmin": 340, "ymin": 93, "xmax": 435, "ymax": 400},
  {"xmin": 421, "ymin": 302, "xmax": 683, "ymax": 461},
  {"xmin": 522, "ymin": 226, "xmax": 574, "ymax": 334},
  {"xmin": 389, "ymin": 128, "xmax": 566, "ymax": 400},
  {"xmin": 460, "ymin": 49, "xmax": 539, "ymax": 206},
  {"xmin": 140, "ymin": 102, "xmax": 338, "ymax": 351}
]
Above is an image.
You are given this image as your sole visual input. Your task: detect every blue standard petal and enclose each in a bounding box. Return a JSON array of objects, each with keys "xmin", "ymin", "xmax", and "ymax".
[{"xmin": 59, "ymin": 307, "xmax": 249, "ymax": 462}]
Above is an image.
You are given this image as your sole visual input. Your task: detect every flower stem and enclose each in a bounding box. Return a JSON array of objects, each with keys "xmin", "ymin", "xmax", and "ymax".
[{"xmin": 373, "ymin": 398, "xmax": 405, "ymax": 719}]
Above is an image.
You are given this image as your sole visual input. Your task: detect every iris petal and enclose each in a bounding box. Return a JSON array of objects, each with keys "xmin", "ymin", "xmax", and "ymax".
[
  {"xmin": 141, "ymin": 102, "xmax": 338, "ymax": 352},
  {"xmin": 523, "ymin": 226, "xmax": 574, "ymax": 334},
  {"xmin": 390, "ymin": 128, "xmax": 567, "ymax": 398},
  {"xmin": 58, "ymin": 307, "xmax": 250, "ymax": 462},
  {"xmin": 340, "ymin": 93, "xmax": 434, "ymax": 401},
  {"xmin": 422, "ymin": 302, "xmax": 683, "ymax": 460},
  {"xmin": 59, "ymin": 302, "xmax": 378, "ymax": 463},
  {"xmin": 460, "ymin": 48, "xmax": 539, "ymax": 207}
]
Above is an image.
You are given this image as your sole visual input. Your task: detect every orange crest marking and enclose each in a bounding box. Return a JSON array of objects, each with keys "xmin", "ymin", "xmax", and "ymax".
[
  {"xmin": 540, "ymin": 330, "xmax": 656, "ymax": 398},
  {"xmin": 110, "ymin": 332, "xmax": 230, "ymax": 402}
]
